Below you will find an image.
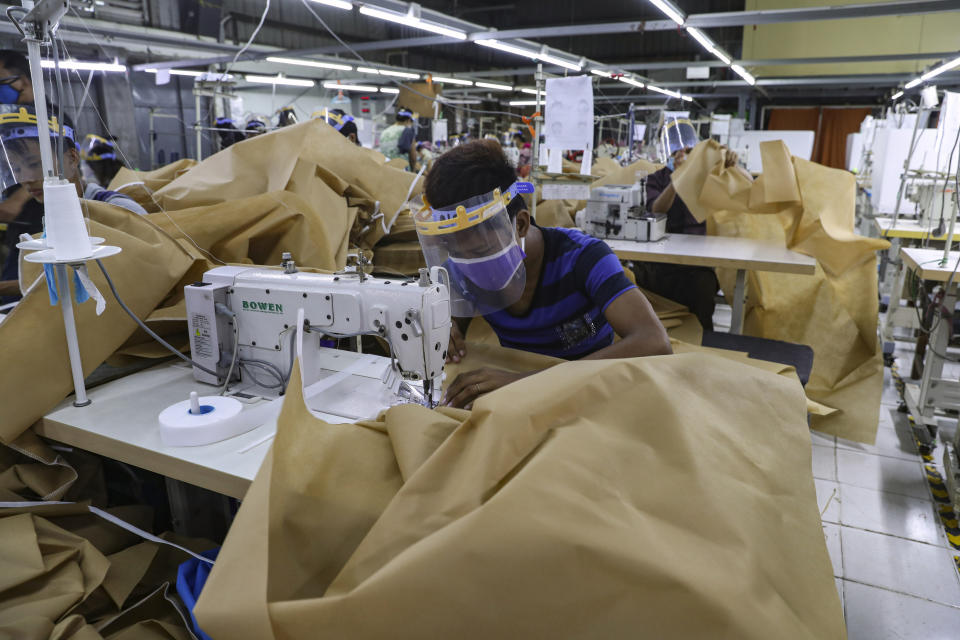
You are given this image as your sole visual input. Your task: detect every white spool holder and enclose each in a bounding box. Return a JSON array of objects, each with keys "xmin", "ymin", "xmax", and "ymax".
[{"xmin": 18, "ymin": 182, "xmax": 121, "ymax": 408}]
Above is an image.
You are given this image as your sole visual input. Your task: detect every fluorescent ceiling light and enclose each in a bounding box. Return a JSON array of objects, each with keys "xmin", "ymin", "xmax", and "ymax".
[
  {"xmin": 591, "ymin": 69, "xmax": 615, "ymax": 78},
  {"xmin": 145, "ymin": 68, "xmax": 205, "ymax": 77},
  {"xmin": 619, "ymin": 76, "xmax": 645, "ymax": 89},
  {"xmin": 359, "ymin": 5, "xmax": 467, "ymax": 40},
  {"xmin": 439, "ymin": 98, "xmax": 482, "ymax": 105},
  {"xmin": 380, "ymin": 87, "xmax": 400, "ymax": 94},
  {"xmin": 519, "ymin": 87, "xmax": 541, "ymax": 95},
  {"xmin": 920, "ymin": 55, "xmax": 960, "ymax": 81},
  {"xmin": 509, "ymin": 100, "xmax": 539, "ymax": 106},
  {"xmin": 475, "ymin": 81, "xmax": 513, "ymax": 91},
  {"xmin": 266, "ymin": 56, "xmax": 352, "ymax": 71},
  {"xmin": 246, "ymin": 75, "xmax": 315, "ymax": 87},
  {"xmin": 681, "ymin": 95, "xmax": 694, "ymax": 102},
  {"xmin": 647, "ymin": 84, "xmax": 682, "ymax": 98},
  {"xmin": 730, "ymin": 64, "xmax": 756, "ymax": 86},
  {"xmin": 432, "ymin": 76, "xmax": 473, "ymax": 86},
  {"xmin": 537, "ymin": 50, "xmax": 582, "ymax": 72},
  {"xmin": 476, "ymin": 39, "xmax": 538, "ymax": 60},
  {"xmin": 905, "ymin": 78, "xmax": 922, "ymax": 89},
  {"xmin": 322, "ymin": 81, "xmax": 379, "ymax": 91},
  {"xmin": 686, "ymin": 27, "xmax": 732, "ymax": 65},
  {"xmin": 648, "ymin": 0, "xmax": 685, "ymax": 25},
  {"xmin": 309, "ymin": 0, "xmax": 353, "ymax": 9},
  {"xmin": 891, "ymin": 91, "xmax": 904, "ymax": 101},
  {"xmin": 41, "ymin": 59, "xmax": 126, "ymax": 72},
  {"xmin": 356, "ymin": 66, "xmax": 419, "ymax": 79}
]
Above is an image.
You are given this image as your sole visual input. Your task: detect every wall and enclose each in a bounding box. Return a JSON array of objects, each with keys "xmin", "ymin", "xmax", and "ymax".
[{"xmin": 741, "ymin": 0, "xmax": 960, "ymax": 77}]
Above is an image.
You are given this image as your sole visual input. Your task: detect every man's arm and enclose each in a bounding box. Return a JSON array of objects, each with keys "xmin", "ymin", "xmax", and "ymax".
[{"xmin": 582, "ymin": 288, "xmax": 672, "ymax": 359}]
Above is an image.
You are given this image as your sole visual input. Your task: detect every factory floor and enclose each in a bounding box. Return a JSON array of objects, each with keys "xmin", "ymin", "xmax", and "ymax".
[{"xmin": 712, "ymin": 305, "xmax": 960, "ymax": 637}]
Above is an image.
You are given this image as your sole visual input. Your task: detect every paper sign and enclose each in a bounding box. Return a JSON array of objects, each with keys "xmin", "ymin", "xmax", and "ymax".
[
  {"xmin": 432, "ymin": 119, "xmax": 448, "ymax": 144},
  {"xmin": 544, "ymin": 75, "xmax": 593, "ymax": 151},
  {"xmin": 542, "ymin": 183, "xmax": 592, "ymax": 200},
  {"xmin": 155, "ymin": 69, "xmax": 171, "ymax": 86},
  {"xmin": 580, "ymin": 145, "xmax": 593, "ymax": 176},
  {"xmin": 539, "ymin": 144, "xmax": 549, "ymax": 167},
  {"xmin": 547, "ymin": 148, "xmax": 562, "ymax": 174},
  {"xmin": 633, "ymin": 124, "xmax": 647, "ymax": 142}
]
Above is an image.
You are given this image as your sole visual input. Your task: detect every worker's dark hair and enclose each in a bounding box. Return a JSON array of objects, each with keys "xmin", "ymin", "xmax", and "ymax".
[
  {"xmin": 0, "ymin": 50, "xmax": 29, "ymax": 77},
  {"xmin": 424, "ymin": 140, "xmax": 525, "ymax": 218},
  {"xmin": 328, "ymin": 108, "xmax": 359, "ymax": 142},
  {"xmin": 396, "ymin": 107, "xmax": 413, "ymax": 123}
]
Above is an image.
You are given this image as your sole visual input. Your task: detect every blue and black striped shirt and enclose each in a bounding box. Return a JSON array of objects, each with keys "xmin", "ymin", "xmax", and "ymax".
[{"xmin": 485, "ymin": 226, "xmax": 636, "ymax": 360}]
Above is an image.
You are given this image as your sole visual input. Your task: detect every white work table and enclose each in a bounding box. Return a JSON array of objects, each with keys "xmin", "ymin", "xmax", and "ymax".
[
  {"xmin": 606, "ymin": 234, "xmax": 817, "ymax": 333},
  {"xmin": 900, "ymin": 247, "xmax": 960, "ymax": 282},
  {"xmin": 874, "ymin": 217, "xmax": 960, "ymax": 241},
  {"xmin": 37, "ymin": 350, "xmax": 402, "ymax": 498}
]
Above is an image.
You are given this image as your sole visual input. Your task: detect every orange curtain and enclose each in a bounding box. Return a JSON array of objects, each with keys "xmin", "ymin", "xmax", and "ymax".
[{"xmin": 766, "ymin": 107, "xmax": 872, "ymax": 169}]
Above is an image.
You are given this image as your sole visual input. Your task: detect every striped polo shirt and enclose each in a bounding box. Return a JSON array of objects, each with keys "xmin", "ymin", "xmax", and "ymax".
[{"xmin": 485, "ymin": 225, "xmax": 636, "ymax": 360}]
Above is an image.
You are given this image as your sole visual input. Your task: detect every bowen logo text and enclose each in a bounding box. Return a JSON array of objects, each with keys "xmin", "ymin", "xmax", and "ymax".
[{"xmin": 242, "ymin": 300, "xmax": 283, "ymax": 314}]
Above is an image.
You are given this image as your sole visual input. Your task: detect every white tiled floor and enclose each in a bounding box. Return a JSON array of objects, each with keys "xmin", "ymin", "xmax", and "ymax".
[{"xmin": 814, "ymin": 345, "xmax": 960, "ymax": 637}]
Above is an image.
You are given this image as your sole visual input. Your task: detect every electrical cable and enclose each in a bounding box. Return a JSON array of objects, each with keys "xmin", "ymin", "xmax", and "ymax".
[
  {"xmin": 50, "ymin": 33, "xmax": 66, "ymax": 179},
  {"xmin": 223, "ymin": 0, "xmax": 271, "ymax": 79},
  {"xmin": 238, "ymin": 359, "xmax": 285, "ymax": 388},
  {"xmin": 95, "ymin": 259, "xmax": 220, "ymax": 377},
  {"xmin": 220, "ymin": 319, "xmax": 240, "ymax": 395}
]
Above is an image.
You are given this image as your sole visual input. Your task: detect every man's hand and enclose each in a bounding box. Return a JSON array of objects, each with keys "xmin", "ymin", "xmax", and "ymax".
[
  {"xmin": 723, "ymin": 149, "xmax": 739, "ymax": 169},
  {"xmin": 446, "ymin": 321, "xmax": 467, "ymax": 363},
  {"xmin": 0, "ymin": 186, "xmax": 30, "ymax": 222},
  {"xmin": 442, "ymin": 367, "xmax": 525, "ymax": 409}
]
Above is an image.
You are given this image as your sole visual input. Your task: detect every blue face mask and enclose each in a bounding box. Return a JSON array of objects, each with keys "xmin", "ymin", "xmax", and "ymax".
[
  {"xmin": 0, "ymin": 83, "xmax": 20, "ymax": 104},
  {"xmin": 666, "ymin": 157, "xmax": 675, "ymax": 171}
]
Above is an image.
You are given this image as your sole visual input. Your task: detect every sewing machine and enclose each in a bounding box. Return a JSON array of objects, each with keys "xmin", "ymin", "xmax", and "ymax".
[
  {"xmin": 582, "ymin": 179, "xmax": 666, "ymax": 242},
  {"xmin": 184, "ymin": 256, "xmax": 451, "ymax": 409}
]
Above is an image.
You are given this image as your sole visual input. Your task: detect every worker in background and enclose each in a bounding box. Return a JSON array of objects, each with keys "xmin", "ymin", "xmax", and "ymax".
[
  {"xmin": 80, "ymin": 134, "xmax": 124, "ymax": 186},
  {"xmin": 634, "ymin": 114, "xmax": 739, "ymax": 331},
  {"xmin": 0, "ymin": 50, "xmax": 34, "ymax": 105},
  {"xmin": 213, "ymin": 117, "xmax": 246, "ymax": 150},
  {"xmin": 379, "ymin": 107, "xmax": 418, "ymax": 171},
  {"xmin": 245, "ymin": 118, "xmax": 267, "ymax": 138},
  {"xmin": 277, "ymin": 107, "xmax": 298, "ymax": 128},
  {"xmin": 318, "ymin": 108, "xmax": 360, "ymax": 145},
  {"xmin": 415, "ymin": 141, "xmax": 672, "ymax": 409},
  {"xmin": 0, "ymin": 105, "xmax": 146, "ymax": 301}
]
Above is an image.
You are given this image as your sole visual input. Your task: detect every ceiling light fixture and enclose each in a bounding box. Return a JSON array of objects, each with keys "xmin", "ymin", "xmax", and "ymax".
[
  {"xmin": 648, "ymin": 0, "xmax": 685, "ymax": 25},
  {"xmin": 41, "ymin": 59, "xmax": 126, "ymax": 72},
  {"xmin": 475, "ymin": 81, "xmax": 513, "ymax": 91},
  {"xmin": 309, "ymin": 0, "xmax": 353, "ymax": 9},
  {"xmin": 647, "ymin": 84, "xmax": 682, "ymax": 98},
  {"xmin": 359, "ymin": 5, "xmax": 467, "ymax": 40},
  {"xmin": 144, "ymin": 68, "xmax": 205, "ymax": 77},
  {"xmin": 266, "ymin": 56, "xmax": 352, "ymax": 71},
  {"xmin": 591, "ymin": 69, "xmax": 615, "ymax": 78},
  {"xmin": 322, "ymin": 81, "xmax": 379, "ymax": 91},
  {"xmin": 618, "ymin": 76, "xmax": 645, "ymax": 89},
  {"xmin": 891, "ymin": 91, "xmax": 904, "ymax": 101},
  {"xmin": 246, "ymin": 75, "xmax": 315, "ymax": 87},
  {"xmin": 730, "ymin": 64, "xmax": 756, "ymax": 86},
  {"xmin": 431, "ymin": 76, "xmax": 473, "ymax": 86},
  {"xmin": 509, "ymin": 100, "xmax": 539, "ymax": 106},
  {"xmin": 904, "ymin": 78, "xmax": 922, "ymax": 89},
  {"xmin": 920, "ymin": 55, "xmax": 960, "ymax": 82},
  {"xmin": 380, "ymin": 87, "xmax": 400, "ymax": 94},
  {"xmin": 685, "ymin": 27, "xmax": 732, "ymax": 65}
]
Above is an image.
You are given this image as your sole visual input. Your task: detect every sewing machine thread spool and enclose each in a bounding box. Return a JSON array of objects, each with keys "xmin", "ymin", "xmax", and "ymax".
[
  {"xmin": 159, "ymin": 393, "xmax": 246, "ymax": 447},
  {"xmin": 44, "ymin": 181, "xmax": 93, "ymax": 261}
]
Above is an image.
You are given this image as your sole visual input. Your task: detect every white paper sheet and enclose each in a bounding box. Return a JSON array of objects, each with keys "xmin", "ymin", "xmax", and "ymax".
[
  {"xmin": 544, "ymin": 75, "xmax": 593, "ymax": 151},
  {"xmin": 580, "ymin": 145, "xmax": 593, "ymax": 176},
  {"xmin": 547, "ymin": 148, "xmax": 562, "ymax": 173}
]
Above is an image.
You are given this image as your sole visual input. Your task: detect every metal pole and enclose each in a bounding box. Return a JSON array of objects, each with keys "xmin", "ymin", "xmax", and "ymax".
[
  {"xmin": 626, "ymin": 103, "xmax": 635, "ymax": 164},
  {"xmin": 891, "ymin": 106, "xmax": 926, "ymax": 228},
  {"xmin": 195, "ymin": 93, "xmax": 203, "ymax": 162},
  {"xmin": 55, "ymin": 263, "xmax": 90, "ymax": 407},
  {"xmin": 149, "ymin": 110, "xmax": 156, "ymax": 170},
  {"xmin": 530, "ymin": 63, "xmax": 543, "ymax": 222},
  {"xmin": 944, "ymin": 191, "xmax": 959, "ymax": 265},
  {"xmin": 25, "ymin": 37, "xmax": 55, "ymax": 180}
]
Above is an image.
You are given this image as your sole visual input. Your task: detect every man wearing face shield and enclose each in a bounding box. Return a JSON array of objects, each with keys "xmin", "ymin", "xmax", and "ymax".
[
  {"xmin": 415, "ymin": 141, "xmax": 672, "ymax": 409},
  {"xmin": 632, "ymin": 115, "xmax": 738, "ymax": 331},
  {"xmin": 317, "ymin": 108, "xmax": 360, "ymax": 145},
  {"xmin": 0, "ymin": 105, "xmax": 146, "ymax": 300}
]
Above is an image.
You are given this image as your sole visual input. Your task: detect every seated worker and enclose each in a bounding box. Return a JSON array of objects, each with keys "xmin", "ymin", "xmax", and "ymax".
[
  {"xmin": 378, "ymin": 107, "xmax": 418, "ymax": 171},
  {"xmin": 79, "ymin": 133, "xmax": 124, "ymax": 186},
  {"xmin": 277, "ymin": 106, "xmax": 298, "ymax": 128},
  {"xmin": 245, "ymin": 118, "xmax": 267, "ymax": 138},
  {"xmin": 415, "ymin": 141, "xmax": 672, "ymax": 409},
  {"xmin": 213, "ymin": 118, "xmax": 246, "ymax": 150},
  {"xmin": 320, "ymin": 108, "xmax": 360, "ymax": 145},
  {"xmin": 0, "ymin": 49, "xmax": 34, "ymax": 105},
  {"xmin": 634, "ymin": 115, "xmax": 739, "ymax": 331},
  {"xmin": 0, "ymin": 105, "xmax": 147, "ymax": 301}
]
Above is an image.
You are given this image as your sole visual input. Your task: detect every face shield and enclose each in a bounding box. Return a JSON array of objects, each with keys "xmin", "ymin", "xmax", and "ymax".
[
  {"xmin": 80, "ymin": 134, "xmax": 116, "ymax": 161},
  {"xmin": 658, "ymin": 111, "xmax": 698, "ymax": 162},
  {"xmin": 415, "ymin": 181, "xmax": 534, "ymax": 317},
  {"xmin": 0, "ymin": 104, "xmax": 78, "ymax": 196}
]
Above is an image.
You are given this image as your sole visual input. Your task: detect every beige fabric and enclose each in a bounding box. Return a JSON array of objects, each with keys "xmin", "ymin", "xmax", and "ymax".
[
  {"xmin": 672, "ymin": 139, "xmax": 888, "ymax": 443},
  {"xmin": 196, "ymin": 352, "xmax": 842, "ymax": 639}
]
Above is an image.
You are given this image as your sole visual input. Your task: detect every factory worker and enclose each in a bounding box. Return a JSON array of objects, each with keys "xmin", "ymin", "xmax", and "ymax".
[
  {"xmin": 213, "ymin": 118, "xmax": 246, "ymax": 150},
  {"xmin": 415, "ymin": 141, "xmax": 672, "ymax": 409},
  {"xmin": 0, "ymin": 105, "xmax": 146, "ymax": 300},
  {"xmin": 379, "ymin": 107, "xmax": 418, "ymax": 171},
  {"xmin": 634, "ymin": 113, "xmax": 738, "ymax": 331},
  {"xmin": 245, "ymin": 118, "xmax": 267, "ymax": 138},
  {"xmin": 79, "ymin": 133, "xmax": 124, "ymax": 186},
  {"xmin": 0, "ymin": 50, "xmax": 34, "ymax": 105},
  {"xmin": 277, "ymin": 106, "xmax": 298, "ymax": 128},
  {"xmin": 318, "ymin": 108, "xmax": 360, "ymax": 145}
]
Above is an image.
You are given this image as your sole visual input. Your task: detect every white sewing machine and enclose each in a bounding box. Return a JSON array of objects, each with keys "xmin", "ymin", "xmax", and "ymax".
[
  {"xmin": 581, "ymin": 179, "xmax": 666, "ymax": 242},
  {"xmin": 184, "ymin": 256, "xmax": 451, "ymax": 409}
]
